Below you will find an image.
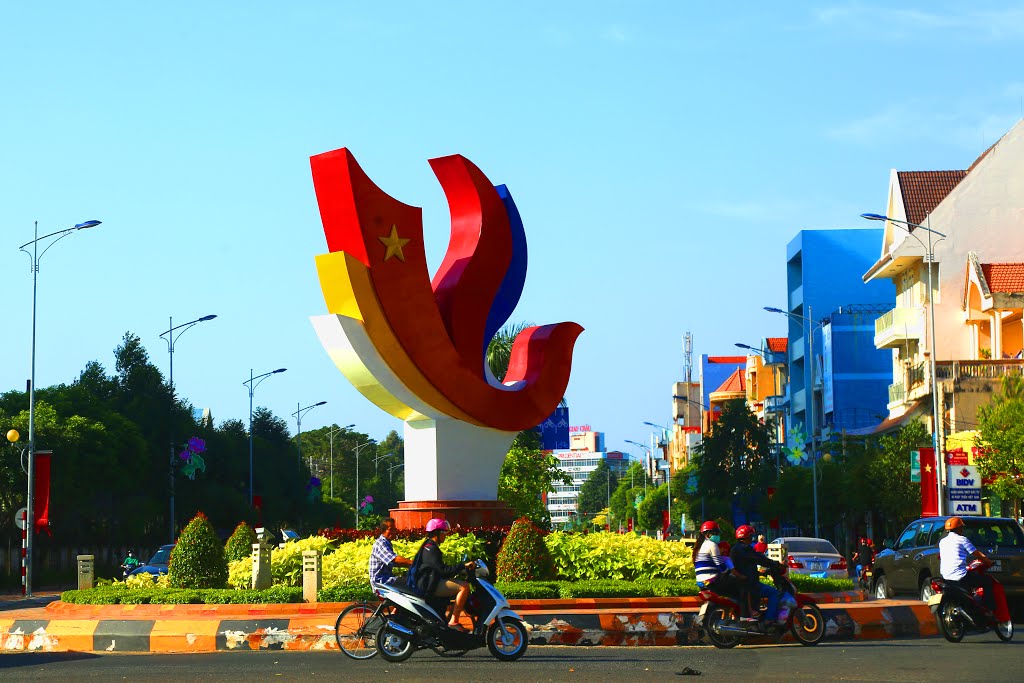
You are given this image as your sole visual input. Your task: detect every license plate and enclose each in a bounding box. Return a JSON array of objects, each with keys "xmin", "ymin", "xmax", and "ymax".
[
  {"xmin": 809, "ymin": 562, "xmax": 823, "ymax": 571},
  {"xmin": 927, "ymin": 594, "xmax": 942, "ymax": 607},
  {"xmin": 990, "ymin": 560, "xmax": 1002, "ymax": 572}
]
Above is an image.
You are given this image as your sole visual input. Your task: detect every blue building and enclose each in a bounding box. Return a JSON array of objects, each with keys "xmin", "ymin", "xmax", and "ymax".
[{"xmin": 784, "ymin": 230, "xmax": 894, "ymax": 446}]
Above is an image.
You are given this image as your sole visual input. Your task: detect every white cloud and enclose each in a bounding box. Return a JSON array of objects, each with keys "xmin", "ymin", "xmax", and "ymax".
[{"xmin": 811, "ymin": 3, "xmax": 1024, "ymax": 41}]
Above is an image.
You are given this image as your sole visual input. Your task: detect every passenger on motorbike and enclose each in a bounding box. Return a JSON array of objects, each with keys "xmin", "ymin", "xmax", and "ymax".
[
  {"xmin": 938, "ymin": 516, "xmax": 1011, "ymax": 628},
  {"xmin": 693, "ymin": 521, "xmax": 727, "ymax": 589},
  {"xmin": 730, "ymin": 524, "xmax": 784, "ymax": 621},
  {"xmin": 368, "ymin": 517, "xmax": 413, "ymax": 586},
  {"xmin": 408, "ymin": 518, "xmax": 476, "ymax": 631},
  {"xmin": 853, "ymin": 536, "xmax": 873, "ymax": 577}
]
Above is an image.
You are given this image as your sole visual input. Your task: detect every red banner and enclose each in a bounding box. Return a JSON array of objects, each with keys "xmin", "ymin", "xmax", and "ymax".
[
  {"xmin": 662, "ymin": 510, "xmax": 670, "ymax": 537},
  {"xmin": 919, "ymin": 447, "xmax": 938, "ymax": 517},
  {"xmin": 627, "ymin": 517, "xmax": 633, "ymax": 532},
  {"xmin": 34, "ymin": 451, "xmax": 52, "ymax": 536}
]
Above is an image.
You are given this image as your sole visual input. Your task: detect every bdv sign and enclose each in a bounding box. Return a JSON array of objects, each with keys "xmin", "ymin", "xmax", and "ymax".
[{"xmin": 947, "ymin": 465, "xmax": 982, "ymax": 515}]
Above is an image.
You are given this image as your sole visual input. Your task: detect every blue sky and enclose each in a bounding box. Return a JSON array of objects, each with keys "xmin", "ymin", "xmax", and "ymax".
[{"xmin": 2, "ymin": 2, "xmax": 1023, "ymax": 459}]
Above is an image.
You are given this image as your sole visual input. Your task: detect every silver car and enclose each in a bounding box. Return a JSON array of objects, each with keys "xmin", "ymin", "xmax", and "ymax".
[{"xmin": 771, "ymin": 537, "xmax": 848, "ymax": 580}]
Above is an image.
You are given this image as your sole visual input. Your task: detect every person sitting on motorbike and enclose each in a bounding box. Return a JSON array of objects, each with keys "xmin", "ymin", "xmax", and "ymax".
[
  {"xmin": 853, "ymin": 536, "xmax": 874, "ymax": 577},
  {"xmin": 693, "ymin": 521, "xmax": 727, "ymax": 589},
  {"xmin": 408, "ymin": 518, "xmax": 476, "ymax": 631},
  {"xmin": 939, "ymin": 516, "xmax": 1011, "ymax": 628},
  {"xmin": 730, "ymin": 524, "xmax": 784, "ymax": 622},
  {"xmin": 368, "ymin": 517, "xmax": 412, "ymax": 586},
  {"xmin": 122, "ymin": 550, "xmax": 140, "ymax": 577}
]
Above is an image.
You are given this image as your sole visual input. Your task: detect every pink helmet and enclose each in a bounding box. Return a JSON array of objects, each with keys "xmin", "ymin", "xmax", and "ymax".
[{"xmin": 425, "ymin": 518, "xmax": 450, "ymax": 533}]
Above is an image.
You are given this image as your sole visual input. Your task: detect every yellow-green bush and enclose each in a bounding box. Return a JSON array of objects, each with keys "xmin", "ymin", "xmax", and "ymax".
[
  {"xmin": 125, "ymin": 572, "xmax": 170, "ymax": 589},
  {"xmin": 544, "ymin": 531, "xmax": 695, "ymax": 581}
]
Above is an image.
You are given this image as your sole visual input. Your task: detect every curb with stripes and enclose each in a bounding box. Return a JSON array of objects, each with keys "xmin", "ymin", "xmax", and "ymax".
[{"xmin": 0, "ymin": 597, "xmax": 937, "ymax": 653}]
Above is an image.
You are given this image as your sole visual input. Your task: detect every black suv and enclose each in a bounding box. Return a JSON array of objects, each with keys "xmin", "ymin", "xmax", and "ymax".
[{"xmin": 871, "ymin": 516, "xmax": 1024, "ymax": 602}]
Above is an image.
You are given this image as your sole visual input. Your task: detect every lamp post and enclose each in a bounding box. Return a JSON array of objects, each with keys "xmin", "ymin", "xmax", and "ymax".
[
  {"xmin": 160, "ymin": 314, "xmax": 217, "ymax": 541},
  {"xmin": 624, "ymin": 439, "xmax": 650, "ymax": 495},
  {"xmin": 862, "ymin": 212, "xmax": 947, "ymax": 515},
  {"xmin": 388, "ymin": 461, "xmax": 404, "ymax": 485},
  {"xmin": 18, "ymin": 219, "xmax": 100, "ymax": 596},
  {"xmin": 244, "ymin": 368, "xmax": 287, "ymax": 508},
  {"xmin": 292, "ymin": 401, "xmax": 327, "ymax": 464},
  {"xmin": 766, "ymin": 305, "xmax": 825, "ymax": 537},
  {"xmin": 354, "ymin": 439, "xmax": 376, "ymax": 527},
  {"xmin": 643, "ymin": 421, "xmax": 673, "ymax": 529},
  {"xmin": 735, "ymin": 342, "xmax": 783, "ymax": 477},
  {"xmin": 328, "ymin": 423, "xmax": 355, "ymax": 499}
]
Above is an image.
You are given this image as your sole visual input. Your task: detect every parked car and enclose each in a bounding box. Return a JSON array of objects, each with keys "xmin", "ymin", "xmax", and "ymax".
[
  {"xmin": 128, "ymin": 544, "xmax": 175, "ymax": 577},
  {"xmin": 770, "ymin": 537, "xmax": 848, "ymax": 580},
  {"xmin": 871, "ymin": 516, "xmax": 1024, "ymax": 602}
]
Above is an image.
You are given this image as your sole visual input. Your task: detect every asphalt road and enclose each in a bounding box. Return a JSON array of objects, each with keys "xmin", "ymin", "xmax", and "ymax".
[{"xmin": 1, "ymin": 639, "xmax": 1022, "ymax": 682}]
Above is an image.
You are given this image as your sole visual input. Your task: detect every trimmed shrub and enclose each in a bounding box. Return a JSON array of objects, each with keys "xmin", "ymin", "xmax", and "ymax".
[
  {"xmin": 224, "ymin": 521, "xmax": 257, "ymax": 563},
  {"xmin": 544, "ymin": 531, "xmax": 694, "ymax": 581},
  {"xmin": 493, "ymin": 581, "xmax": 561, "ymax": 600},
  {"xmin": 495, "ymin": 517, "xmax": 555, "ymax": 582},
  {"xmin": 784, "ymin": 575, "xmax": 855, "ymax": 593},
  {"xmin": 318, "ymin": 584, "xmax": 376, "ymax": 603},
  {"xmin": 169, "ymin": 512, "xmax": 228, "ymax": 589}
]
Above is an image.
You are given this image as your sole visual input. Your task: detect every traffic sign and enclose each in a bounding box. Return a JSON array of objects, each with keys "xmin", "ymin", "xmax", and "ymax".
[{"xmin": 14, "ymin": 507, "xmax": 27, "ymax": 530}]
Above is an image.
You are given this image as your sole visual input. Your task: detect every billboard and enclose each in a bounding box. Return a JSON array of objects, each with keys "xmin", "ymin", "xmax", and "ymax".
[{"xmin": 535, "ymin": 406, "xmax": 570, "ymax": 450}]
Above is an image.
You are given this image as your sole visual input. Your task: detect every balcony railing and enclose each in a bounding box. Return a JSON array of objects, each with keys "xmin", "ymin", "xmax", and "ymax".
[
  {"xmin": 764, "ymin": 395, "xmax": 785, "ymax": 413},
  {"xmin": 908, "ymin": 362, "xmax": 926, "ymax": 389},
  {"xmin": 888, "ymin": 382, "xmax": 905, "ymax": 404},
  {"xmin": 874, "ymin": 306, "xmax": 923, "ymax": 349},
  {"xmin": 934, "ymin": 360, "xmax": 1024, "ymax": 381}
]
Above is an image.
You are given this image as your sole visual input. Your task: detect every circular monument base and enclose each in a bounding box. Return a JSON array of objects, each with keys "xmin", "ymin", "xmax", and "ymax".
[{"xmin": 390, "ymin": 500, "xmax": 516, "ymax": 530}]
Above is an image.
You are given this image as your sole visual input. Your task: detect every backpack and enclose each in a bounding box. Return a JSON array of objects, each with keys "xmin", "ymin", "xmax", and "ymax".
[{"xmin": 406, "ymin": 543, "xmax": 427, "ymax": 596}]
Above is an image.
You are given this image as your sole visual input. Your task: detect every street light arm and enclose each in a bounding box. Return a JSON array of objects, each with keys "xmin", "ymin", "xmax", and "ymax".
[
  {"xmin": 672, "ymin": 395, "xmax": 709, "ymax": 410},
  {"xmin": 860, "ymin": 213, "xmax": 947, "ymax": 238},
  {"xmin": 18, "ymin": 220, "xmax": 102, "ymax": 252}
]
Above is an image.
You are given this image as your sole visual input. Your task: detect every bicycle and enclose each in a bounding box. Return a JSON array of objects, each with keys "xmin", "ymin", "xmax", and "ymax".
[{"xmin": 335, "ymin": 600, "xmax": 394, "ymax": 659}]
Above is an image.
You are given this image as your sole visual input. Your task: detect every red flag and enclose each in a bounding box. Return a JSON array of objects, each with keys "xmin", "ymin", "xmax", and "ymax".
[
  {"xmin": 662, "ymin": 510, "xmax": 670, "ymax": 536},
  {"xmin": 919, "ymin": 447, "xmax": 938, "ymax": 517},
  {"xmin": 627, "ymin": 517, "xmax": 634, "ymax": 532},
  {"xmin": 33, "ymin": 451, "xmax": 52, "ymax": 536}
]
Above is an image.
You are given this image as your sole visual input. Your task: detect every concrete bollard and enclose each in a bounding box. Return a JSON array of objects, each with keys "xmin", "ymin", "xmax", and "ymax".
[
  {"xmin": 77, "ymin": 555, "xmax": 95, "ymax": 590},
  {"xmin": 252, "ymin": 542, "xmax": 272, "ymax": 590},
  {"xmin": 302, "ymin": 550, "xmax": 322, "ymax": 603}
]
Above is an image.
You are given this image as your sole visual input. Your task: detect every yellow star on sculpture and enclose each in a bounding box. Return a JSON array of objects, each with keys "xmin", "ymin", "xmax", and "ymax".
[{"xmin": 378, "ymin": 225, "xmax": 411, "ymax": 262}]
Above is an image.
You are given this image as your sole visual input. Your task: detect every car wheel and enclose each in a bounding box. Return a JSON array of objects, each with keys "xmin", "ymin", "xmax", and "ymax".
[
  {"xmin": 919, "ymin": 577, "xmax": 936, "ymax": 602},
  {"xmin": 874, "ymin": 574, "xmax": 891, "ymax": 600}
]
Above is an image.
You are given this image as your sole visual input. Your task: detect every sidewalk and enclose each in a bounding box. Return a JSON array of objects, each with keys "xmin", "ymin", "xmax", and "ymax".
[{"xmin": 0, "ymin": 592, "xmax": 939, "ymax": 653}]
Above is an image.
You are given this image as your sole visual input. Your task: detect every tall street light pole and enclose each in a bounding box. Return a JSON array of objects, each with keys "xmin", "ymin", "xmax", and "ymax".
[
  {"xmin": 766, "ymin": 305, "xmax": 824, "ymax": 537},
  {"xmin": 292, "ymin": 401, "xmax": 327, "ymax": 464},
  {"xmin": 18, "ymin": 219, "xmax": 101, "ymax": 596},
  {"xmin": 160, "ymin": 314, "xmax": 217, "ymax": 542},
  {"xmin": 643, "ymin": 421, "xmax": 673, "ymax": 528},
  {"xmin": 624, "ymin": 440, "xmax": 650, "ymax": 495},
  {"xmin": 354, "ymin": 439, "xmax": 376, "ymax": 527},
  {"xmin": 328, "ymin": 423, "xmax": 355, "ymax": 499},
  {"xmin": 244, "ymin": 368, "xmax": 287, "ymax": 508},
  {"xmin": 862, "ymin": 212, "xmax": 947, "ymax": 515}
]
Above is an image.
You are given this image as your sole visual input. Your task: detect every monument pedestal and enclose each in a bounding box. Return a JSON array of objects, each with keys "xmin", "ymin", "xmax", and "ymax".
[{"xmin": 391, "ymin": 499, "xmax": 516, "ymax": 530}]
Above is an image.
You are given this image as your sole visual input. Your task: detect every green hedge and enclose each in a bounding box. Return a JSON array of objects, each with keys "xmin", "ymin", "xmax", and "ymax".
[
  {"xmin": 786, "ymin": 575, "xmax": 855, "ymax": 593},
  {"xmin": 60, "ymin": 586, "xmax": 304, "ymax": 605},
  {"xmin": 494, "ymin": 581, "xmax": 562, "ymax": 600}
]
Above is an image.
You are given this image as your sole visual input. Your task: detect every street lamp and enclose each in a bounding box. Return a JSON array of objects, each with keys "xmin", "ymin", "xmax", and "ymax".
[
  {"xmin": 644, "ymin": 422, "xmax": 673, "ymax": 535},
  {"xmin": 160, "ymin": 314, "xmax": 217, "ymax": 541},
  {"xmin": 18, "ymin": 219, "xmax": 101, "ymax": 596},
  {"xmin": 292, "ymin": 401, "xmax": 327, "ymax": 464},
  {"xmin": 765, "ymin": 305, "xmax": 826, "ymax": 537},
  {"xmin": 328, "ymin": 423, "xmax": 355, "ymax": 499},
  {"xmin": 624, "ymin": 439, "xmax": 650, "ymax": 495},
  {"xmin": 244, "ymin": 367, "xmax": 287, "ymax": 508},
  {"xmin": 354, "ymin": 439, "xmax": 376, "ymax": 527},
  {"xmin": 862, "ymin": 212, "xmax": 947, "ymax": 515},
  {"xmin": 388, "ymin": 461, "xmax": 404, "ymax": 485}
]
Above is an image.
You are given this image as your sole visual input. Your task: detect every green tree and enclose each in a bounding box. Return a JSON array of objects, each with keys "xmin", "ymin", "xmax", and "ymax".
[
  {"xmin": 692, "ymin": 399, "xmax": 774, "ymax": 519},
  {"xmin": 578, "ymin": 459, "xmax": 616, "ymax": 519},
  {"xmin": 497, "ymin": 431, "xmax": 571, "ymax": 529},
  {"xmin": 636, "ymin": 484, "xmax": 668, "ymax": 531},
  {"xmin": 224, "ymin": 521, "xmax": 257, "ymax": 563},
  {"xmin": 977, "ymin": 376, "xmax": 1024, "ymax": 517},
  {"xmin": 168, "ymin": 511, "xmax": 227, "ymax": 589},
  {"xmin": 870, "ymin": 421, "xmax": 929, "ymax": 525}
]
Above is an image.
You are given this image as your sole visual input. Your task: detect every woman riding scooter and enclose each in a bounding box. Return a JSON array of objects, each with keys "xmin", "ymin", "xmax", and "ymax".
[{"xmin": 408, "ymin": 519, "xmax": 476, "ymax": 631}]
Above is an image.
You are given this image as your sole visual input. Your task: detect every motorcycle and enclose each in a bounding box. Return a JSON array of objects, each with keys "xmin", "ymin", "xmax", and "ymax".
[
  {"xmin": 697, "ymin": 569, "xmax": 826, "ymax": 648},
  {"xmin": 857, "ymin": 562, "xmax": 873, "ymax": 593},
  {"xmin": 120, "ymin": 552, "xmax": 141, "ymax": 579},
  {"xmin": 373, "ymin": 559, "xmax": 528, "ymax": 662},
  {"xmin": 928, "ymin": 559, "xmax": 1013, "ymax": 643}
]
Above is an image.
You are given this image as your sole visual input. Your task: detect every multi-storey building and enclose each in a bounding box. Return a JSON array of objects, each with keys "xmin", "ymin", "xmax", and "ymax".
[
  {"xmin": 784, "ymin": 230, "xmax": 894, "ymax": 445},
  {"xmin": 546, "ymin": 429, "xmax": 631, "ymax": 526}
]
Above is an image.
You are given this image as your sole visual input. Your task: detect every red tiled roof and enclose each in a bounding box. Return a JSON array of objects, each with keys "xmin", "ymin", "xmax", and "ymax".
[
  {"xmin": 712, "ymin": 368, "xmax": 746, "ymax": 394},
  {"xmin": 766, "ymin": 337, "xmax": 787, "ymax": 353},
  {"xmin": 707, "ymin": 356, "xmax": 747, "ymax": 364},
  {"xmin": 981, "ymin": 263, "xmax": 1024, "ymax": 293},
  {"xmin": 896, "ymin": 170, "xmax": 967, "ymax": 227}
]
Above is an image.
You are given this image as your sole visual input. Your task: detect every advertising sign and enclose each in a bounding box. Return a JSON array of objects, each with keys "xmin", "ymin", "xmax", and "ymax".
[
  {"xmin": 910, "ymin": 450, "xmax": 921, "ymax": 483},
  {"xmin": 821, "ymin": 324, "xmax": 834, "ymax": 416},
  {"xmin": 947, "ymin": 465, "xmax": 982, "ymax": 515},
  {"xmin": 535, "ymin": 406, "xmax": 570, "ymax": 450}
]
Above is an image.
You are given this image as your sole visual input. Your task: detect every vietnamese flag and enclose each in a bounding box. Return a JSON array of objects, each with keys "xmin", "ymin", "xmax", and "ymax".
[{"xmin": 919, "ymin": 447, "xmax": 938, "ymax": 517}]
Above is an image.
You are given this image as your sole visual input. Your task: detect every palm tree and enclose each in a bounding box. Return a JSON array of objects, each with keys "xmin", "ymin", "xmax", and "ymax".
[{"xmin": 487, "ymin": 322, "xmax": 567, "ymax": 408}]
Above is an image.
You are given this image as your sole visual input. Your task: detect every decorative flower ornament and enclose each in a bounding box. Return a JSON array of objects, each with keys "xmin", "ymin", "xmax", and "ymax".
[{"xmin": 784, "ymin": 430, "xmax": 810, "ymax": 466}]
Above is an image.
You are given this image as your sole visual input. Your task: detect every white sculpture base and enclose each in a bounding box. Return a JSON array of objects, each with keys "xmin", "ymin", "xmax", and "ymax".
[{"xmin": 403, "ymin": 417, "xmax": 517, "ymax": 500}]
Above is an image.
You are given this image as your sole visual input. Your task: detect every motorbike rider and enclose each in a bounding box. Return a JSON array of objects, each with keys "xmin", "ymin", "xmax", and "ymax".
[
  {"xmin": 938, "ymin": 516, "xmax": 1011, "ymax": 628},
  {"xmin": 730, "ymin": 524, "xmax": 784, "ymax": 621},
  {"xmin": 693, "ymin": 521, "xmax": 726, "ymax": 589},
  {"xmin": 408, "ymin": 518, "xmax": 476, "ymax": 631},
  {"xmin": 853, "ymin": 536, "xmax": 874, "ymax": 578},
  {"xmin": 368, "ymin": 517, "xmax": 413, "ymax": 586},
  {"xmin": 121, "ymin": 550, "xmax": 140, "ymax": 577}
]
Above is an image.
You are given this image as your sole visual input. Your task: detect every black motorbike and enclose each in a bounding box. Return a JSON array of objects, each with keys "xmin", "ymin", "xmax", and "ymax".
[{"xmin": 928, "ymin": 559, "xmax": 1013, "ymax": 643}]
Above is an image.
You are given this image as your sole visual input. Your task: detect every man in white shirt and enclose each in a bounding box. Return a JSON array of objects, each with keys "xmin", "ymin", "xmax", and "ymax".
[{"xmin": 938, "ymin": 516, "xmax": 1010, "ymax": 628}]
